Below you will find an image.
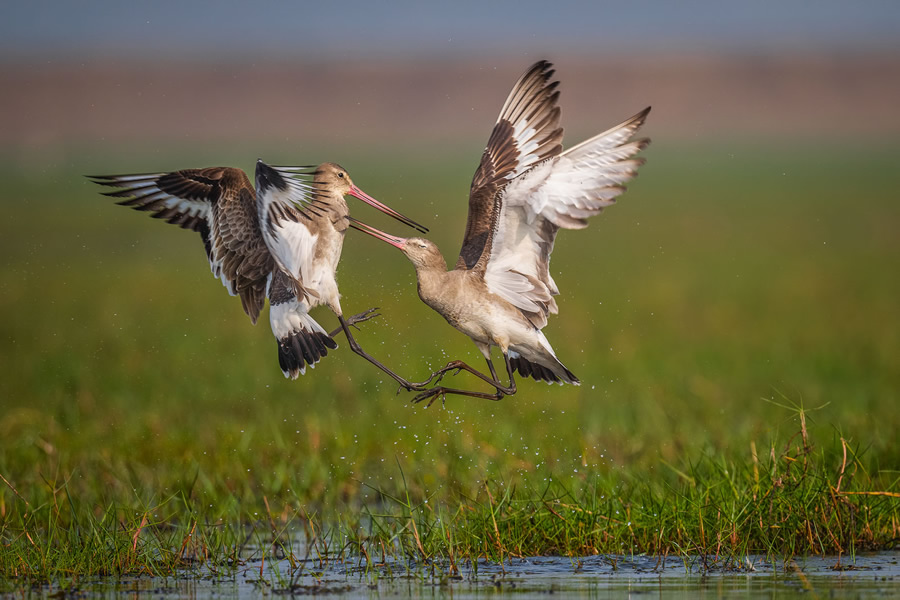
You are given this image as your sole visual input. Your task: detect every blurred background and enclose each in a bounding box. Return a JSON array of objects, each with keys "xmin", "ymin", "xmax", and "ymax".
[
  {"xmin": 1, "ymin": 1, "xmax": 899, "ymax": 508},
  {"xmin": 4, "ymin": 1, "xmax": 900, "ymax": 162}
]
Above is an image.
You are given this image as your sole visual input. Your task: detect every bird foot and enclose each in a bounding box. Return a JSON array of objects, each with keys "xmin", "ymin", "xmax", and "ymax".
[
  {"xmin": 394, "ymin": 380, "xmax": 430, "ymax": 394},
  {"xmin": 407, "ymin": 361, "xmax": 465, "ymax": 389},
  {"xmin": 411, "ymin": 386, "xmax": 447, "ymax": 408},
  {"xmin": 411, "ymin": 384, "xmax": 507, "ymax": 405},
  {"xmin": 344, "ymin": 307, "xmax": 380, "ymax": 330}
]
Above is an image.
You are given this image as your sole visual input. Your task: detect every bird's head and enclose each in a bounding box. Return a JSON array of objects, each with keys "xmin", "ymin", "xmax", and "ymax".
[
  {"xmin": 314, "ymin": 162, "xmax": 355, "ymax": 196},
  {"xmin": 399, "ymin": 237, "xmax": 445, "ymax": 270},
  {"xmin": 349, "ymin": 220, "xmax": 445, "ymax": 272},
  {"xmin": 316, "ymin": 162, "xmax": 428, "ymax": 233}
]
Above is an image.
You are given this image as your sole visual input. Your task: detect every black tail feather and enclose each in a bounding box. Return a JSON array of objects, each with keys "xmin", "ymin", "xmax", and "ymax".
[
  {"xmin": 510, "ymin": 355, "xmax": 579, "ymax": 385},
  {"xmin": 277, "ymin": 329, "xmax": 338, "ymax": 379}
]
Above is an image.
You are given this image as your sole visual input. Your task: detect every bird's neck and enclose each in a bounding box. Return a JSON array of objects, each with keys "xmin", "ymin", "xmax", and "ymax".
[
  {"xmin": 328, "ymin": 195, "xmax": 349, "ymax": 221},
  {"xmin": 412, "ymin": 256, "xmax": 449, "ymax": 305}
]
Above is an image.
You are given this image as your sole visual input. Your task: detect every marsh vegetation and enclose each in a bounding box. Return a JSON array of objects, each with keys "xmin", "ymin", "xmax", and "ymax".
[{"xmin": 1, "ymin": 143, "xmax": 898, "ymax": 588}]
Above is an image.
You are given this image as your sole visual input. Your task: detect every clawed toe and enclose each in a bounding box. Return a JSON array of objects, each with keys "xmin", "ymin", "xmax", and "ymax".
[
  {"xmin": 346, "ymin": 307, "xmax": 381, "ymax": 329},
  {"xmin": 425, "ymin": 365, "xmax": 462, "ymax": 386},
  {"xmin": 412, "ymin": 387, "xmax": 446, "ymax": 408},
  {"xmin": 398, "ymin": 381, "xmax": 428, "ymax": 394},
  {"xmin": 408, "ymin": 374, "xmax": 438, "ymax": 388}
]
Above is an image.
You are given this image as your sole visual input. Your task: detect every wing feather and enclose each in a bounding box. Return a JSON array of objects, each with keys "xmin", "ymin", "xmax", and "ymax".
[
  {"xmin": 456, "ymin": 60, "xmax": 564, "ymax": 271},
  {"xmin": 484, "ymin": 107, "xmax": 651, "ymax": 328},
  {"xmin": 88, "ymin": 167, "xmax": 275, "ymax": 324},
  {"xmin": 254, "ymin": 161, "xmax": 320, "ymax": 296}
]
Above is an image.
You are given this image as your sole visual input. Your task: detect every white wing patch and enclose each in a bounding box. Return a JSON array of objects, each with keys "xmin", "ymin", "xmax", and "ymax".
[
  {"xmin": 484, "ymin": 199, "xmax": 556, "ymax": 318},
  {"xmin": 255, "ymin": 176, "xmax": 316, "ymax": 227},
  {"xmin": 268, "ymin": 295, "xmax": 325, "ymax": 340},
  {"xmin": 268, "ymin": 293, "xmax": 329, "ymax": 377},
  {"xmin": 255, "ymin": 165, "xmax": 320, "ymax": 288},
  {"xmin": 506, "ymin": 139, "xmax": 646, "ymax": 230},
  {"xmin": 267, "ymin": 219, "xmax": 318, "ymax": 286},
  {"xmin": 262, "ymin": 169, "xmax": 316, "ymax": 214},
  {"xmin": 484, "ymin": 202, "xmax": 554, "ymax": 314},
  {"xmin": 486, "ymin": 267, "xmax": 553, "ymax": 314},
  {"xmin": 507, "ymin": 118, "xmax": 543, "ymax": 180},
  {"xmin": 485, "ymin": 109, "xmax": 649, "ymax": 323}
]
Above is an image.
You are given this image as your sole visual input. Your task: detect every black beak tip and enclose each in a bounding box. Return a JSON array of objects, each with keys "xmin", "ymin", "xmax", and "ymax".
[{"xmin": 408, "ymin": 221, "xmax": 428, "ymax": 234}]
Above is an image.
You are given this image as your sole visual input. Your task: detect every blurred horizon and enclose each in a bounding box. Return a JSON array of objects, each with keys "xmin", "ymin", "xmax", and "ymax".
[
  {"xmin": 3, "ymin": 54, "xmax": 899, "ymax": 169},
  {"xmin": 3, "ymin": 2, "xmax": 900, "ymax": 169}
]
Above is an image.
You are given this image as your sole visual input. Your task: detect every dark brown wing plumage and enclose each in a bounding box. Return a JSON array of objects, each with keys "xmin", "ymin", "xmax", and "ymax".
[
  {"xmin": 206, "ymin": 168, "xmax": 275, "ymax": 323},
  {"xmin": 89, "ymin": 167, "xmax": 275, "ymax": 324},
  {"xmin": 456, "ymin": 60, "xmax": 564, "ymax": 271}
]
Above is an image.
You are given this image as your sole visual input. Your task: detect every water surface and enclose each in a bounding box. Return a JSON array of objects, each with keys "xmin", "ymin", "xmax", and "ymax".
[{"xmin": 38, "ymin": 551, "xmax": 900, "ymax": 598}]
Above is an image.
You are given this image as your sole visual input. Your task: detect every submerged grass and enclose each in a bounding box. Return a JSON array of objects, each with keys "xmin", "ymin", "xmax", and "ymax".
[{"xmin": 0, "ymin": 141, "xmax": 899, "ymax": 587}]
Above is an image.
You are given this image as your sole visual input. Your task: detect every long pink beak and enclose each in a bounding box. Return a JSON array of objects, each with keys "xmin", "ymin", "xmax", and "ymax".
[
  {"xmin": 347, "ymin": 184, "xmax": 428, "ymax": 234},
  {"xmin": 348, "ymin": 217, "xmax": 407, "ymax": 250}
]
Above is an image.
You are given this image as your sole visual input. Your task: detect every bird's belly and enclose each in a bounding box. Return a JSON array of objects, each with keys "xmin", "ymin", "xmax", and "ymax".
[
  {"xmin": 305, "ymin": 232, "xmax": 344, "ymax": 309},
  {"xmin": 306, "ymin": 264, "xmax": 340, "ymax": 308},
  {"xmin": 432, "ymin": 292, "xmax": 524, "ymax": 349}
]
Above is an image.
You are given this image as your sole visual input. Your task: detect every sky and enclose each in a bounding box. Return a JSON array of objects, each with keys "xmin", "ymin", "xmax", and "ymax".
[{"xmin": 2, "ymin": 1, "xmax": 899, "ymax": 62}]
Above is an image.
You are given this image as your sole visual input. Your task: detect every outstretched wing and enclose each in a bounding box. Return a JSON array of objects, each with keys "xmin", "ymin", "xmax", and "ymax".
[
  {"xmin": 456, "ymin": 60, "xmax": 564, "ymax": 271},
  {"xmin": 88, "ymin": 167, "xmax": 275, "ymax": 324},
  {"xmin": 484, "ymin": 107, "xmax": 651, "ymax": 328}
]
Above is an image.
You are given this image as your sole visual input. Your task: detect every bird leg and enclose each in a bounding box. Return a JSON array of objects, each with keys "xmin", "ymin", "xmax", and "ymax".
[
  {"xmin": 336, "ymin": 314, "xmax": 425, "ymax": 391},
  {"xmin": 328, "ymin": 307, "xmax": 380, "ymax": 338},
  {"xmin": 411, "ymin": 354, "xmax": 517, "ymax": 407}
]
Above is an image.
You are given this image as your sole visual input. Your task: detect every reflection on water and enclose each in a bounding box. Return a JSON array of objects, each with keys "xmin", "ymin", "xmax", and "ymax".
[{"xmin": 34, "ymin": 551, "xmax": 900, "ymax": 598}]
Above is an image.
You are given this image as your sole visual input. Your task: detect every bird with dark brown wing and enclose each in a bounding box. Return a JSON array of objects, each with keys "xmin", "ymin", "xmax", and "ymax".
[
  {"xmin": 88, "ymin": 161, "xmax": 428, "ymax": 384},
  {"xmin": 254, "ymin": 160, "xmax": 427, "ymax": 387}
]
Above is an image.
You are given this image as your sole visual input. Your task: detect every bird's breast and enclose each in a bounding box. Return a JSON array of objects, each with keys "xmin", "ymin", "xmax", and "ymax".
[{"xmin": 305, "ymin": 223, "xmax": 344, "ymax": 303}]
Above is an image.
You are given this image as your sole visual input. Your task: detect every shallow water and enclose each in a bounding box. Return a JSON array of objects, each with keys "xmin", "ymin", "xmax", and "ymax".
[{"xmin": 35, "ymin": 551, "xmax": 900, "ymax": 598}]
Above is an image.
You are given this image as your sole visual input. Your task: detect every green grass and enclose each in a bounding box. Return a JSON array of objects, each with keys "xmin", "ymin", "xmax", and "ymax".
[{"xmin": 0, "ymin": 140, "xmax": 899, "ymax": 586}]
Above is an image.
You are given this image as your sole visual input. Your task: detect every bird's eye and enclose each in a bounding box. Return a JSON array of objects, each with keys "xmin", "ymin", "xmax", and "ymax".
[{"xmin": 338, "ymin": 172, "xmax": 345, "ymax": 179}]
